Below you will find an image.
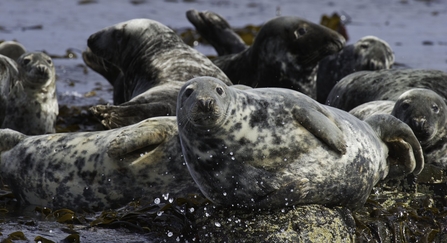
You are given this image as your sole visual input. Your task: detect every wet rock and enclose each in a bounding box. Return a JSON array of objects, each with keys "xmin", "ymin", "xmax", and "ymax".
[{"xmin": 194, "ymin": 204, "xmax": 356, "ymax": 242}]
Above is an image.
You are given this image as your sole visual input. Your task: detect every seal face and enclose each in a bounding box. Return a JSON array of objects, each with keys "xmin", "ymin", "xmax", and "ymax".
[
  {"xmin": 86, "ymin": 18, "xmax": 232, "ymax": 128},
  {"xmin": 0, "ymin": 117, "xmax": 200, "ymax": 210},
  {"xmin": 350, "ymin": 88, "xmax": 447, "ymax": 169},
  {"xmin": 199, "ymin": 15, "xmax": 346, "ymax": 99},
  {"xmin": 326, "ymin": 69, "xmax": 447, "ymax": 111},
  {"xmin": 316, "ymin": 36, "xmax": 394, "ymax": 103},
  {"xmin": 177, "ymin": 77, "xmax": 423, "ymax": 210},
  {"xmin": 0, "ymin": 52, "xmax": 58, "ymax": 135}
]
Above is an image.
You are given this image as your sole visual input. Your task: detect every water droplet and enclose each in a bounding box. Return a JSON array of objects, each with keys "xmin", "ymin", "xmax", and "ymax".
[
  {"xmin": 157, "ymin": 211, "xmax": 164, "ymax": 216},
  {"xmin": 169, "ymin": 198, "xmax": 174, "ymax": 203},
  {"xmin": 209, "ymin": 154, "xmax": 213, "ymax": 158},
  {"xmin": 140, "ymin": 153, "xmax": 144, "ymax": 157},
  {"xmin": 214, "ymin": 222, "xmax": 221, "ymax": 227},
  {"xmin": 231, "ymin": 157, "xmax": 235, "ymax": 160},
  {"xmin": 167, "ymin": 231, "xmax": 173, "ymax": 237},
  {"xmin": 205, "ymin": 212, "xmax": 210, "ymax": 217},
  {"xmin": 189, "ymin": 207, "xmax": 195, "ymax": 213},
  {"xmin": 229, "ymin": 152, "xmax": 234, "ymax": 156},
  {"xmin": 163, "ymin": 193, "xmax": 170, "ymax": 200},
  {"xmin": 223, "ymin": 192, "xmax": 227, "ymax": 196},
  {"xmin": 154, "ymin": 198, "xmax": 160, "ymax": 204}
]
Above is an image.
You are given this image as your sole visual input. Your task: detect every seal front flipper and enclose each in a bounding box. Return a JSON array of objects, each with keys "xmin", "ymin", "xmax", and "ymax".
[
  {"xmin": 0, "ymin": 129, "xmax": 26, "ymax": 152},
  {"xmin": 107, "ymin": 117, "xmax": 177, "ymax": 158},
  {"xmin": 292, "ymin": 106, "xmax": 347, "ymax": 154},
  {"xmin": 365, "ymin": 114, "xmax": 424, "ymax": 177}
]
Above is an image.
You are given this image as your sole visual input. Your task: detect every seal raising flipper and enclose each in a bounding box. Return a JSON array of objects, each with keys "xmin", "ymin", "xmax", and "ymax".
[
  {"xmin": 177, "ymin": 77, "xmax": 422, "ymax": 210},
  {"xmin": 86, "ymin": 18, "xmax": 232, "ymax": 128},
  {"xmin": 291, "ymin": 106, "xmax": 347, "ymax": 154},
  {"xmin": 107, "ymin": 117, "xmax": 177, "ymax": 159},
  {"xmin": 0, "ymin": 117, "xmax": 199, "ymax": 210},
  {"xmin": 365, "ymin": 114, "xmax": 424, "ymax": 177},
  {"xmin": 186, "ymin": 9, "xmax": 247, "ymax": 56}
]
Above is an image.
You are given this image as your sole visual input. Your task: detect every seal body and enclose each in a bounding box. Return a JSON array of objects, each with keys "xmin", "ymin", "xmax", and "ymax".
[
  {"xmin": 0, "ymin": 116, "xmax": 200, "ymax": 210},
  {"xmin": 176, "ymin": 77, "xmax": 423, "ymax": 210},
  {"xmin": 86, "ymin": 18, "xmax": 232, "ymax": 128},
  {"xmin": 351, "ymin": 89, "xmax": 447, "ymax": 169},
  {"xmin": 0, "ymin": 52, "xmax": 58, "ymax": 135},
  {"xmin": 316, "ymin": 36, "xmax": 394, "ymax": 103},
  {"xmin": 202, "ymin": 15, "xmax": 345, "ymax": 99},
  {"xmin": 326, "ymin": 69, "xmax": 447, "ymax": 111}
]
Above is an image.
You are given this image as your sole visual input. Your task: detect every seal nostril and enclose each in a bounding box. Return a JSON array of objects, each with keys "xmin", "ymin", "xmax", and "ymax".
[
  {"xmin": 198, "ymin": 98, "xmax": 214, "ymax": 112},
  {"xmin": 411, "ymin": 117, "xmax": 426, "ymax": 131}
]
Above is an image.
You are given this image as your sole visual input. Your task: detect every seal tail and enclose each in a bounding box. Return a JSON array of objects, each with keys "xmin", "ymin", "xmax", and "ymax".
[
  {"xmin": 0, "ymin": 129, "xmax": 26, "ymax": 152},
  {"xmin": 364, "ymin": 114, "xmax": 424, "ymax": 178}
]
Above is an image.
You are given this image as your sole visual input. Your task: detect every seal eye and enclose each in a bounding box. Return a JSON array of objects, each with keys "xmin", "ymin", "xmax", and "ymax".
[
  {"xmin": 400, "ymin": 102, "xmax": 410, "ymax": 110},
  {"xmin": 432, "ymin": 104, "xmax": 439, "ymax": 113},
  {"xmin": 184, "ymin": 88, "xmax": 194, "ymax": 98},
  {"xmin": 216, "ymin": 87, "xmax": 224, "ymax": 95},
  {"xmin": 46, "ymin": 59, "xmax": 52, "ymax": 65},
  {"xmin": 23, "ymin": 58, "xmax": 31, "ymax": 65}
]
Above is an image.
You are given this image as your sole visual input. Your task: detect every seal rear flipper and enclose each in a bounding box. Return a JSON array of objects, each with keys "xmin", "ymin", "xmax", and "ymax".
[
  {"xmin": 364, "ymin": 114, "xmax": 424, "ymax": 178},
  {"xmin": 107, "ymin": 117, "xmax": 177, "ymax": 158},
  {"xmin": 0, "ymin": 129, "xmax": 26, "ymax": 152},
  {"xmin": 186, "ymin": 9, "xmax": 247, "ymax": 56},
  {"xmin": 90, "ymin": 102, "xmax": 174, "ymax": 129},
  {"xmin": 292, "ymin": 106, "xmax": 347, "ymax": 154}
]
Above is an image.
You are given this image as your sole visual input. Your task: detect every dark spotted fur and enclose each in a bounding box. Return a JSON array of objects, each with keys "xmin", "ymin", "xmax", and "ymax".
[{"xmin": 176, "ymin": 77, "xmax": 423, "ymax": 210}]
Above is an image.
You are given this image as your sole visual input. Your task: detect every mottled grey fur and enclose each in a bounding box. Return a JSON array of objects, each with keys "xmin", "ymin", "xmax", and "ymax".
[
  {"xmin": 316, "ymin": 36, "xmax": 394, "ymax": 103},
  {"xmin": 350, "ymin": 88, "xmax": 447, "ymax": 169},
  {"xmin": 176, "ymin": 77, "xmax": 423, "ymax": 210},
  {"xmin": 0, "ymin": 52, "xmax": 58, "ymax": 135},
  {"xmin": 86, "ymin": 18, "xmax": 232, "ymax": 128},
  {"xmin": 326, "ymin": 69, "xmax": 447, "ymax": 111},
  {"xmin": 0, "ymin": 117, "xmax": 200, "ymax": 210},
  {"xmin": 189, "ymin": 14, "xmax": 345, "ymax": 99}
]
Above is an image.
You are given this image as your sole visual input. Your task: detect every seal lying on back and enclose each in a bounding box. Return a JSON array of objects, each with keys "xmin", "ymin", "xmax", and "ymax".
[
  {"xmin": 87, "ymin": 18, "xmax": 232, "ymax": 128},
  {"xmin": 350, "ymin": 88, "xmax": 447, "ymax": 169},
  {"xmin": 326, "ymin": 69, "xmax": 447, "ymax": 111},
  {"xmin": 316, "ymin": 36, "xmax": 394, "ymax": 103},
  {"xmin": 186, "ymin": 10, "xmax": 346, "ymax": 99},
  {"xmin": 0, "ymin": 116, "xmax": 200, "ymax": 210},
  {"xmin": 176, "ymin": 77, "xmax": 424, "ymax": 210},
  {"xmin": 0, "ymin": 52, "xmax": 58, "ymax": 135}
]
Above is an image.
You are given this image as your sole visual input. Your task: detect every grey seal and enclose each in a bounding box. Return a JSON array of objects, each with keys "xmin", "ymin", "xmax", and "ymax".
[
  {"xmin": 0, "ymin": 116, "xmax": 200, "ymax": 210},
  {"xmin": 86, "ymin": 18, "xmax": 232, "ymax": 128},
  {"xmin": 350, "ymin": 88, "xmax": 447, "ymax": 169},
  {"xmin": 0, "ymin": 52, "xmax": 58, "ymax": 135},
  {"xmin": 176, "ymin": 76, "xmax": 424, "ymax": 210},
  {"xmin": 316, "ymin": 36, "xmax": 394, "ymax": 103},
  {"xmin": 325, "ymin": 69, "xmax": 447, "ymax": 111},
  {"xmin": 187, "ymin": 11, "xmax": 346, "ymax": 98},
  {"xmin": 0, "ymin": 41, "xmax": 26, "ymax": 61}
]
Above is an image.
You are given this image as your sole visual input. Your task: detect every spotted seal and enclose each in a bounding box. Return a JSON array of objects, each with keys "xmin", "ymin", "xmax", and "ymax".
[
  {"xmin": 187, "ymin": 12, "xmax": 345, "ymax": 99},
  {"xmin": 325, "ymin": 69, "xmax": 447, "ymax": 111},
  {"xmin": 0, "ymin": 52, "xmax": 58, "ymax": 135},
  {"xmin": 176, "ymin": 76, "xmax": 424, "ymax": 210},
  {"xmin": 350, "ymin": 88, "xmax": 447, "ymax": 169},
  {"xmin": 86, "ymin": 18, "xmax": 232, "ymax": 129},
  {"xmin": 0, "ymin": 41, "xmax": 26, "ymax": 61},
  {"xmin": 0, "ymin": 116, "xmax": 200, "ymax": 210},
  {"xmin": 316, "ymin": 36, "xmax": 394, "ymax": 103}
]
